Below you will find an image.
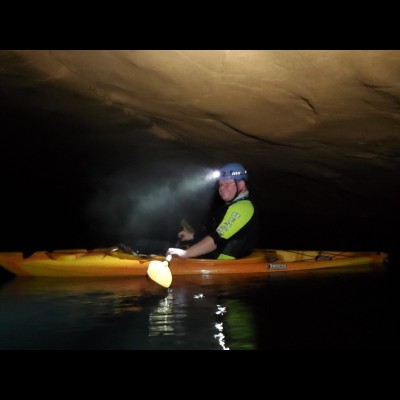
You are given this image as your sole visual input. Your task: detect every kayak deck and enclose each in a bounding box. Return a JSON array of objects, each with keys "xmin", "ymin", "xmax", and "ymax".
[{"xmin": 0, "ymin": 248, "xmax": 387, "ymax": 278}]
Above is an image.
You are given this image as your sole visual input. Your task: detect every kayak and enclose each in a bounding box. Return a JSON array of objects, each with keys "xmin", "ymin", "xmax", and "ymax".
[{"xmin": 0, "ymin": 248, "xmax": 387, "ymax": 278}]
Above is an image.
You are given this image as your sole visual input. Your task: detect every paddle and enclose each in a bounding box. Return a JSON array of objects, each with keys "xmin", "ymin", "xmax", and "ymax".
[
  {"xmin": 180, "ymin": 218, "xmax": 195, "ymax": 235},
  {"xmin": 146, "ymin": 219, "xmax": 194, "ymax": 288},
  {"xmin": 147, "ymin": 254, "xmax": 173, "ymax": 288}
]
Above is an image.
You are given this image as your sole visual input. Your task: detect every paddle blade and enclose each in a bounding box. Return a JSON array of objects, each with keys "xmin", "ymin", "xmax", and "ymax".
[{"xmin": 147, "ymin": 259, "xmax": 172, "ymax": 288}]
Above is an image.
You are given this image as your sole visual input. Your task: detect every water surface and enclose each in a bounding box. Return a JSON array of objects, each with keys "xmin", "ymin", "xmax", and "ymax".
[{"xmin": 0, "ymin": 264, "xmax": 398, "ymax": 350}]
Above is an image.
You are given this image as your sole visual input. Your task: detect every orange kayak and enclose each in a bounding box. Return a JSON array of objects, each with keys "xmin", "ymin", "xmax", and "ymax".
[{"xmin": 0, "ymin": 248, "xmax": 387, "ymax": 278}]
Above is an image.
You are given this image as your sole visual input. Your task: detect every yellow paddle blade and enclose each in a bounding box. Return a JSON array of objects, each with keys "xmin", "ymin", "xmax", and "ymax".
[{"xmin": 147, "ymin": 257, "xmax": 172, "ymax": 288}]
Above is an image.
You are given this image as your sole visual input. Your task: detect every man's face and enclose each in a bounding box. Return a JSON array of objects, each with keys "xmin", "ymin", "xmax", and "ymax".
[{"xmin": 218, "ymin": 179, "xmax": 240, "ymax": 202}]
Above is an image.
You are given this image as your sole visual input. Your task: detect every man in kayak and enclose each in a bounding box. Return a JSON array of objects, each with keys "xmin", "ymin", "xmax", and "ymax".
[{"xmin": 167, "ymin": 162, "xmax": 260, "ymax": 260}]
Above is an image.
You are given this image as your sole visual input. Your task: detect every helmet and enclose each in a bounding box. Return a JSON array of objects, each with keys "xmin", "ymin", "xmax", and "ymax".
[{"xmin": 218, "ymin": 163, "xmax": 248, "ymax": 181}]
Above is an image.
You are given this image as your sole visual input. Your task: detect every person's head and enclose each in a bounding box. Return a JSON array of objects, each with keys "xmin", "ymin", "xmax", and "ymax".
[{"xmin": 217, "ymin": 163, "xmax": 248, "ymax": 202}]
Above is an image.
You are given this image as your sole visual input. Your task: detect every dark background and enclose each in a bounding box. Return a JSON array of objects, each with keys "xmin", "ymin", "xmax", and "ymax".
[{"xmin": 0, "ymin": 66, "xmax": 398, "ymax": 257}]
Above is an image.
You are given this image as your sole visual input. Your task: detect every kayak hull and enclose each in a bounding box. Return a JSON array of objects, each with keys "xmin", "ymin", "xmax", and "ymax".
[{"xmin": 0, "ymin": 248, "xmax": 387, "ymax": 278}]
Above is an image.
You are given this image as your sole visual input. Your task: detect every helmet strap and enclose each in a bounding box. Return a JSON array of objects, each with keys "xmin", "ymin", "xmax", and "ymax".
[
  {"xmin": 226, "ymin": 181, "xmax": 240, "ymax": 204},
  {"xmin": 235, "ymin": 180, "xmax": 240, "ymax": 196}
]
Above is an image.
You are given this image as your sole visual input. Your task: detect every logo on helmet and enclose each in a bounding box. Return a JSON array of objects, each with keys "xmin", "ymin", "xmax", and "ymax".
[{"xmin": 218, "ymin": 163, "xmax": 248, "ymax": 181}]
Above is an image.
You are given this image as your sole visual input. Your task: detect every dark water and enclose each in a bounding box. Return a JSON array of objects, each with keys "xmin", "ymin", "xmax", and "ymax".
[{"xmin": 0, "ymin": 263, "xmax": 399, "ymax": 350}]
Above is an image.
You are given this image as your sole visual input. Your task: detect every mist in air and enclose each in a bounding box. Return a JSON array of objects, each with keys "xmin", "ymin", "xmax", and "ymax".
[
  {"xmin": 84, "ymin": 162, "xmax": 220, "ymax": 246},
  {"xmin": 0, "ymin": 94, "xmax": 227, "ymax": 252}
]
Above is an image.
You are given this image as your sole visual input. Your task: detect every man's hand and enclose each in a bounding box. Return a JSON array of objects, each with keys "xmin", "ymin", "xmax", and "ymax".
[
  {"xmin": 178, "ymin": 229, "xmax": 194, "ymax": 242},
  {"xmin": 167, "ymin": 247, "xmax": 189, "ymax": 258}
]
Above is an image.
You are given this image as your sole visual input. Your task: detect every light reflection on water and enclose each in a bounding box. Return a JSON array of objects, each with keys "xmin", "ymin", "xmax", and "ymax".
[
  {"xmin": 147, "ymin": 290, "xmax": 232, "ymax": 350},
  {"xmin": 0, "ymin": 275, "xmax": 262, "ymax": 350},
  {"xmin": 0, "ymin": 263, "xmax": 397, "ymax": 350},
  {"xmin": 149, "ymin": 290, "xmax": 175, "ymax": 337},
  {"xmin": 215, "ymin": 305, "xmax": 229, "ymax": 350}
]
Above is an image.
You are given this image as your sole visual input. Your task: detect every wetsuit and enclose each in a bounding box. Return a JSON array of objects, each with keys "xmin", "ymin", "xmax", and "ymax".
[{"xmin": 195, "ymin": 192, "xmax": 260, "ymax": 259}]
